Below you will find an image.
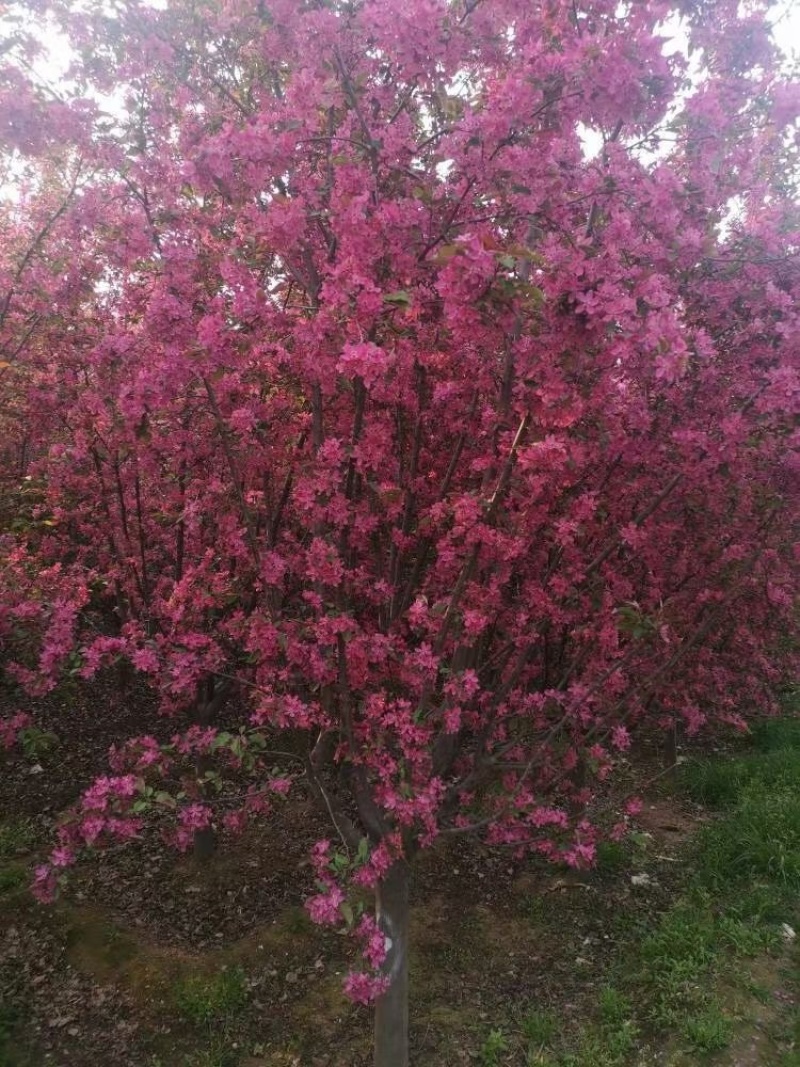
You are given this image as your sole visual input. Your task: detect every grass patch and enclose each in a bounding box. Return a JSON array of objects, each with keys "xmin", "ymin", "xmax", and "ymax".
[
  {"xmin": 478, "ymin": 1028, "xmax": 509, "ymax": 1067},
  {"xmin": 520, "ymin": 1006, "xmax": 558, "ymax": 1049},
  {"xmin": 697, "ymin": 784, "xmax": 800, "ymax": 889},
  {"xmin": 174, "ymin": 966, "xmax": 248, "ymax": 1028},
  {"xmin": 0, "ymin": 864, "xmax": 27, "ymax": 896},
  {"xmin": 501, "ymin": 719, "xmax": 800, "ymax": 1066},
  {"xmin": 612, "ymin": 715, "xmax": 800, "ymax": 1060},
  {"xmin": 752, "ymin": 715, "xmax": 800, "ymax": 752},
  {"xmin": 149, "ymin": 1040, "xmax": 241, "ymax": 1067},
  {"xmin": 594, "ymin": 840, "xmax": 628, "ymax": 873},
  {"xmin": 0, "ymin": 820, "xmax": 36, "ymax": 905},
  {"xmin": 0, "ymin": 819, "xmax": 38, "ymax": 859},
  {"xmin": 680, "ymin": 747, "xmax": 800, "ymax": 808},
  {"xmin": 682, "ymin": 1003, "xmax": 734, "ymax": 1054}
]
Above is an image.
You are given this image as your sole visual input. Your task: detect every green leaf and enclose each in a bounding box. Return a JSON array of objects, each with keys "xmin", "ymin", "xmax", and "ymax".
[
  {"xmin": 331, "ymin": 851, "xmax": 349, "ymax": 873},
  {"xmin": 383, "ymin": 290, "xmax": 412, "ymax": 307}
]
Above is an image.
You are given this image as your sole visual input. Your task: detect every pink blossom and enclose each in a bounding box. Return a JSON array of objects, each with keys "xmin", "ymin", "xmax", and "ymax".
[
  {"xmin": 611, "ymin": 725, "xmax": 631, "ymax": 751},
  {"xmin": 343, "ymin": 971, "xmax": 390, "ymax": 1005},
  {"xmin": 131, "ymin": 647, "xmax": 160, "ymax": 673},
  {"xmin": 305, "ymin": 886, "xmax": 344, "ymax": 926},
  {"xmin": 0, "ymin": 712, "xmax": 30, "ymax": 750},
  {"xmin": 178, "ymin": 804, "xmax": 213, "ymax": 830},
  {"xmin": 80, "ymin": 816, "xmax": 106, "ymax": 845},
  {"xmin": 355, "ymin": 914, "xmax": 389, "ymax": 970},
  {"xmin": 50, "ymin": 845, "xmax": 75, "ymax": 867},
  {"xmin": 32, "ymin": 865, "xmax": 58, "ymax": 903},
  {"xmin": 223, "ymin": 810, "xmax": 247, "ymax": 834}
]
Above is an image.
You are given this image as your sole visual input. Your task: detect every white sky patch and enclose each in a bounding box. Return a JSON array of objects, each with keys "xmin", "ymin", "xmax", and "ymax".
[{"xmin": 2, "ymin": 0, "xmax": 798, "ymax": 191}]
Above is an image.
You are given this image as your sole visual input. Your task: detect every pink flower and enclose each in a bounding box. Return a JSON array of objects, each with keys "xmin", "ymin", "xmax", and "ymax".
[
  {"xmin": 0, "ymin": 712, "xmax": 30, "ymax": 749},
  {"xmin": 337, "ymin": 342, "xmax": 394, "ymax": 390},
  {"xmin": 131, "ymin": 647, "xmax": 160, "ymax": 673},
  {"xmin": 80, "ymin": 815, "xmax": 106, "ymax": 845},
  {"xmin": 50, "ymin": 846, "xmax": 75, "ymax": 868},
  {"xmin": 178, "ymin": 804, "xmax": 212, "ymax": 830},
  {"xmin": 223, "ymin": 810, "xmax": 247, "ymax": 834},
  {"xmin": 32, "ymin": 865, "xmax": 58, "ymax": 903},
  {"xmin": 305, "ymin": 886, "xmax": 344, "ymax": 926},
  {"xmin": 355, "ymin": 915, "xmax": 388, "ymax": 970},
  {"xmin": 343, "ymin": 971, "xmax": 390, "ymax": 1005},
  {"xmin": 611, "ymin": 725, "xmax": 631, "ymax": 751}
]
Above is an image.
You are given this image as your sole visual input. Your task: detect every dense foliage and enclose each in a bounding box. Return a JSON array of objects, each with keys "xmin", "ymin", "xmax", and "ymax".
[{"xmin": 0, "ymin": 0, "xmax": 797, "ymax": 1061}]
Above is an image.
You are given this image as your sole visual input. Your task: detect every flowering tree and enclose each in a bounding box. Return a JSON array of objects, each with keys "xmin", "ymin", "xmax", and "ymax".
[{"xmin": 1, "ymin": 0, "xmax": 798, "ymax": 1062}]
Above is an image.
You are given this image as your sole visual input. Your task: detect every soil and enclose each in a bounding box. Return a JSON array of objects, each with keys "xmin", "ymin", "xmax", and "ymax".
[{"xmin": 0, "ymin": 678, "xmax": 794, "ymax": 1067}]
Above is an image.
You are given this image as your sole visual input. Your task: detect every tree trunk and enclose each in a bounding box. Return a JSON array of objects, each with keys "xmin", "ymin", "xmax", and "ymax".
[
  {"xmin": 374, "ymin": 861, "xmax": 411, "ymax": 1067},
  {"xmin": 192, "ymin": 677, "xmax": 221, "ymax": 860}
]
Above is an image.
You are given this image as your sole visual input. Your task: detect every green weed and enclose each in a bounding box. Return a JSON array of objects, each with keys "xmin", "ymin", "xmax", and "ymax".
[
  {"xmin": 520, "ymin": 1007, "xmax": 558, "ymax": 1049},
  {"xmin": 18, "ymin": 727, "xmax": 59, "ymax": 763},
  {"xmin": 594, "ymin": 840, "xmax": 627, "ymax": 873},
  {"xmin": 639, "ymin": 898, "xmax": 718, "ymax": 1024},
  {"xmin": 597, "ymin": 986, "xmax": 631, "ymax": 1027},
  {"xmin": 682, "ymin": 1004, "xmax": 733, "ymax": 1053},
  {"xmin": 479, "ymin": 1027, "xmax": 509, "ymax": 1067}
]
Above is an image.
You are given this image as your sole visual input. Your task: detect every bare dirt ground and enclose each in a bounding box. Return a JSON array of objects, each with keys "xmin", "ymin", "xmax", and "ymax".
[{"xmin": 0, "ymin": 679, "xmax": 796, "ymax": 1067}]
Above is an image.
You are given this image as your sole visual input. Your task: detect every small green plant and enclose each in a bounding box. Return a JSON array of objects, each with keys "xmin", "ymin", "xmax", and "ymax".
[
  {"xmin": 0, "ymin": 863, "xmax": 27, "ymax": 895},
  {"xmin": 717, "ymin": 913, "xmax": 779, "ymax": 956},
  {"xmin": 564, "ymin": 1023, "xmax": 638, "ymax": 1067},
  {"xmin": 175, "ymin": 966, "xmax": 248, "ymax": 1027},
  {"xmin": 479, "ymin": 1027, "xmax": 509, "ymax": 1067},
  {"xmin": 0, "ymin": 818, "xmax": 38, "ymax": 858},
  {"xmin": 637, "ymin": 896, "xmax": 722, "ymax": 1025},
  {"xmin": 18, "ymin": 726, "xmax": 59, "ymax": 762},
  {"xmin": 527, "ymin": 895, "xmax": 548, "ymax": 926},
  {"xmin": 594, "ymin": 840, "xmax": 627, "ymax": 873},
  {"xmin": 597, "ymin": 986, "xmax": 631, "ymax": 1028},
  {"xmin": 682, "ymin": 1004, "xmax": 733, "ymax": 1053},
  {"xmin": 521, "ymin": 1007, "xmax": 557, "ymax": 1048}
]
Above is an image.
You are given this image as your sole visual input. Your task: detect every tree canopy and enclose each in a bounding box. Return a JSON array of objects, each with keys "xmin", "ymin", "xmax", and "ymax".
[{"xmin": 0, "ymin": 0, "xmax": 797, "ymax": 1062}]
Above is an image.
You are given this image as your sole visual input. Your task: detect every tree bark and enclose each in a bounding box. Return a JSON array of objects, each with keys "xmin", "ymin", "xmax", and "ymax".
[{"xmin": 374, "ymin": 862, "xmax": 411, "ymax": 1067}]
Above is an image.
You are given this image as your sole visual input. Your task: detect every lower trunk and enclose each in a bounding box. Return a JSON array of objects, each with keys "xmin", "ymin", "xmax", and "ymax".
[
  {"xmin": 374, "ymin": 862, "xmax": 410, "ymax": 1067},
  {"xmin": 192, "ymin": 679, "xmax": 220, "ymax": 860},
  {"xmin": 193, "ymin": 823, "xmax": 217, "ymax": 861}
]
